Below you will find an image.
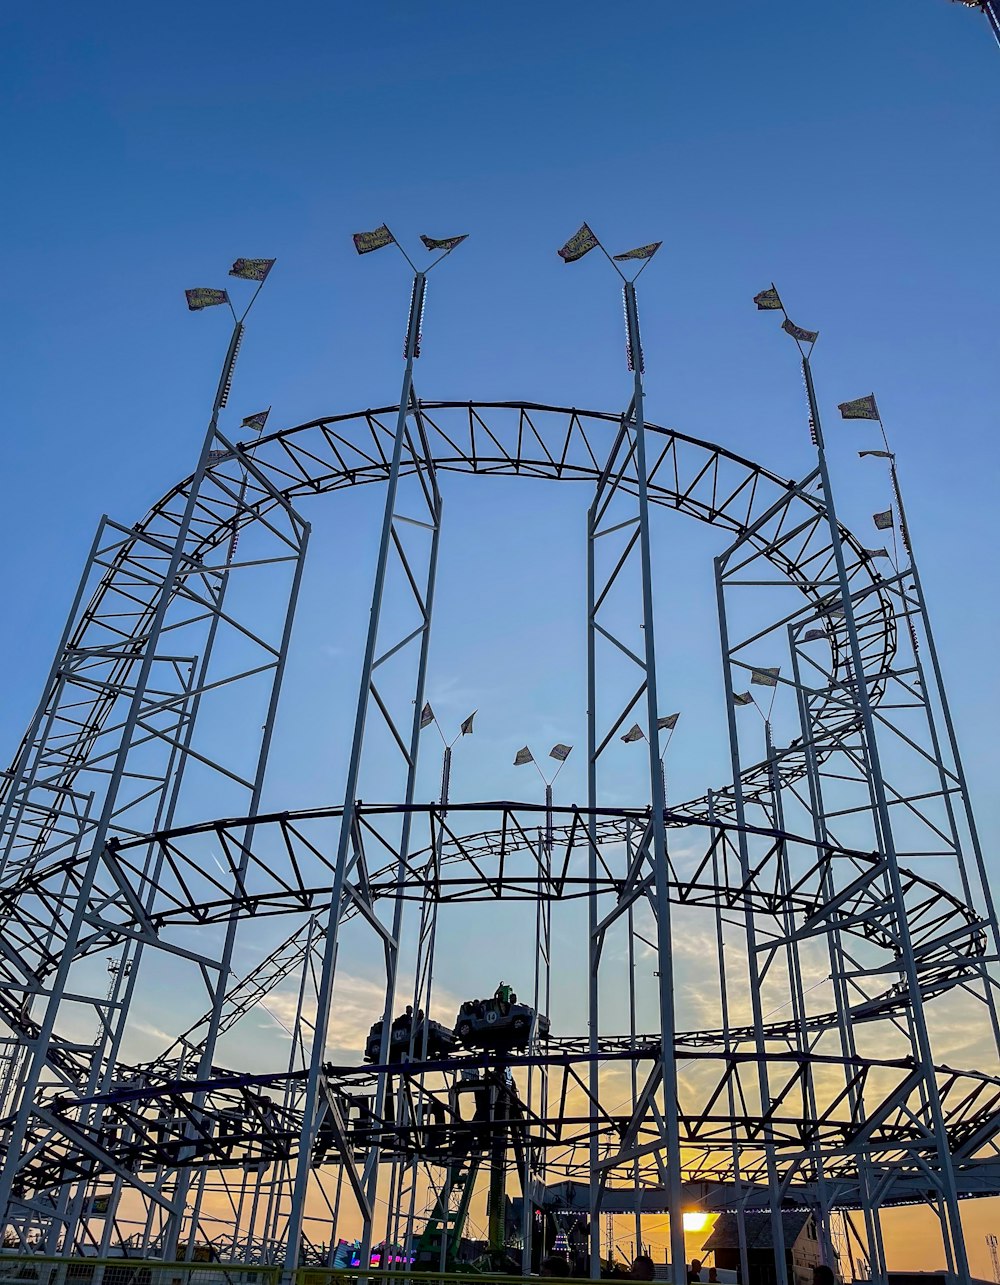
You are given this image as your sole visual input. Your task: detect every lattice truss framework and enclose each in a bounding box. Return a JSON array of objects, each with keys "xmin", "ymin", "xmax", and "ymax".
[{"xmin": 0, "ymin": 384, "xmax": 995, "ymax": 1283}]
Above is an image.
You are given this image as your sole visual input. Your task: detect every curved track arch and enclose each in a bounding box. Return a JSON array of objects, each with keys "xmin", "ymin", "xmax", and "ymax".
[{"xmin": 2, "ymin": 401, "xmax": 895, "ymax": 843}]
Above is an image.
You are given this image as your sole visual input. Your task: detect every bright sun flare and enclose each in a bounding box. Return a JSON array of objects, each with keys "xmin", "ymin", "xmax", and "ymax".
[{"xmin": 682, "ymin": 1212, "xmax": 710, "ymax": 1233}]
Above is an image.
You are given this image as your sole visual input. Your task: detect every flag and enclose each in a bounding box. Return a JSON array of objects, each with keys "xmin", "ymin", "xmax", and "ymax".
[
  {"xmin": 733, "ymin": 692, "xmax": 753, "ymax": 706},
  {"xmin": 751, "ymin": 667, "xmax": 780, "ymax": 687},
  {"xmin": 782, "ymin": 318, "xmax": 819, "ymax": 344},
  {"xmin": 230, "ymin": 258, "xmax": 275, "ymax": 282},
  {"xmin": 803, "ymin": 629, "xmax": 828, "ymax": 642},
  {"xmin": 613, "ymin": 241, "xmax": 662, "ymax": 262},
  {"xmin": 549, "ymin": 743, "xmax": 572, "ymax": 761},
  {"xmin": 859, "ymin": 450, "xmax": 894, "ymax": 459},
  {"xmin": 514, "ymin": 746, "xmax": 533, "ymax": 766},
  {"xmin": 838, "ymin": 393, "xmax": 880, "ymax": 421},
  {"xmin": 420, "ymin": 234, "xmax": 468, "ymax": 251},
  {"xmin": 419, "ymin": 702, "xmax": 434, "ymax": 729},
  {"xmin": 873, "ymin": 509, "xmax": 894, "ymax": 531},
  {"xmin": 621, "ymin": 724, "xmax": 645, "ymax": 743},
  {"xmin": 353, "ymin": 225, "xmax": 395, "ymax": 255},
  {"xmin": 558, "ymin": 224, "xmax": 599, "ymax": 263},
  {"xmin": 241, "ymin": 408, "xmax": 270, "ymax": 433},
  {"xmin": 185, "ymin": 287, "xmax": 229, "ymax": 311},
  {"xmin": 657, "ymin": 713, "xmax": 680, "ymax": 731},
  {"xmin": 460, "ymin": 711, "xmax": 476, "ymax": 736},
  {"xmin": 864, "ymin": 547, "xmax": 890, "ymax": 559},
  {"xmin": 207, "ymin": 449, "xmax": 228, "ymax": 463},
  {"xmin": 754, "ymin": 286, "xmax": 782, "ymax": 311}
]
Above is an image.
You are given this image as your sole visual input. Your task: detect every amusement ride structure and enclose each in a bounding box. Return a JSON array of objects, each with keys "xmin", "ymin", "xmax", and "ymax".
[{"xmin": 0, "ymin": 227, "xmax": 996, "ymax": 1285}]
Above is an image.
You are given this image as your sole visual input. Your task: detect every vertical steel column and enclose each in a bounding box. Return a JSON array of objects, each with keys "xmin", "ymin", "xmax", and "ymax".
[
  {"xmin": 787, "ymin": 629, "xmax": 888, "ymax": 1285},
  {"xmin": 400, "ymin": 741, "xmax": 453, "ymax": 1266},
  {"xmin": 802, "ymin": 355, "xmax": 970, "ymax": 1284},
  {"xmin": 586, "ymin": 404, "xmax": 637, "ymax": 1277},
  {"xmin": 890, "ymin": 461, "xmax": 1000, "ymax": 1047},
  {"xmin": 706, "ymin": 791, "xmax": 750, "ymax": 1285},
  {"xmin": 586, "ymin": 447, "xmax": 602, "ymax": 1279},
  {"xmin": 283, "ymin": 272, "xmax": 436, "ymax": 1272},
  {"xmin": 714, "ymin": 554, "xmax": 789, "ymax": 1285},
  {"xmin": 622, "ymin": 282, "xmax": 686, "ymax": 1285},
  {"xmin": 763, "ymin": 722, "xmax": 834, "ymax": 1259},
  {"xmin": 358, "ymin": 393, "xmax": 442, "ymax": 1272}
]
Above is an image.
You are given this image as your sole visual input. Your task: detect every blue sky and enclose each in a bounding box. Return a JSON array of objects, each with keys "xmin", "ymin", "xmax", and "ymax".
[
  {"xmin": 4, "ymin": 0, "xmax": 1000, "ymax": 1270},
  {"xmin": 3, "ymin": 0, "xmax": 998, "ymax": 792}
]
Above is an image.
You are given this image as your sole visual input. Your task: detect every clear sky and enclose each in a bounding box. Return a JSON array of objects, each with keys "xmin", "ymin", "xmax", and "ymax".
[{"xmin": 3, "ymin": 0, "xmax": 1000, "ymax": 1274}]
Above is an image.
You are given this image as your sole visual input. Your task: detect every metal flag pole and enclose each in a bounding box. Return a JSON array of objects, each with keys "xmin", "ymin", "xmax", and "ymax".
[
  {"xmin": 950, "ymin": 0, "xmax": 1000, "ymax": 49},
  {"xmin": 566, "ymin": 224, "xmax": 683, "ymax": 1283},
  {"xmin": 621, "ymin": 275, "xmax": 686, "ymax": 1285},
  {"xmin": 282, "ymin": 227, "xmax": 464, "ymax": 1277},
  {"xmin": 841, "ymin": 402, "xmax": 1000, "ymax": 1065},
  {"xmin": 774, "ymin": 299, "xmax": 974, "ymax": 1285},
  {"xmin": 880, "ymin": 430, "xmax": 1000, "ymax": 1017}
]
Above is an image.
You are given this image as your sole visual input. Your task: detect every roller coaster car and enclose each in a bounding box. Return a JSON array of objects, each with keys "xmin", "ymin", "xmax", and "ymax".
[
  {"xmin": 454, "ymin": 983, "xmax": 550, "ymax": 1050},
  {"xmin": 364, "ymin": 1006, "xmax": 458, "ymax": 1063}
]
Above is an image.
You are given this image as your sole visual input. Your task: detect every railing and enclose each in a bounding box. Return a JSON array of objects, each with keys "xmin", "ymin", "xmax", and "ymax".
[{"xmin": 0, "ymin": 1257, "xmax": 592, "ymax": 1285}]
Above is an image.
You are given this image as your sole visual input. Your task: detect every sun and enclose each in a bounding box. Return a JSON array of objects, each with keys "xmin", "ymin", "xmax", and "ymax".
[{"xmin": 683, "ymin": 1212, "xmax": 710, "ymax": 1233}]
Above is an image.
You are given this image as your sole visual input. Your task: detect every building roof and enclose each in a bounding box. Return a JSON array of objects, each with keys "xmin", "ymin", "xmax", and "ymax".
[{"xmin": 702, "ymin": 1211, "xmax": 812, "ymax": 1252}]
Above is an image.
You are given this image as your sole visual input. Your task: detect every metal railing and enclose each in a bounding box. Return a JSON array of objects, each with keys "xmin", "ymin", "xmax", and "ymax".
[{"xmin": 0, "ymin": 1257, "xmax": 592, "ymax": 1285}]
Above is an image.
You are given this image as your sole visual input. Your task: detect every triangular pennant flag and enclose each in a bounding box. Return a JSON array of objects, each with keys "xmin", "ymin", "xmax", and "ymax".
[
  {"xmin": 460, "ymin": 711, "xmax": 476, "ymax": 736},
  {"xmin": 754, "ymin": 286, "xmax": 783, "ymax": 310},
  {"xmin": 803, "ymin": 629, "xmax": 828, "ymax": 642},
  {"xmin": 733, "ymin": 692, "xmax": 754, "ymax": 706},
  {"xmin": 419, "ymin": 702, "xmax": 434, "ymax": 729},
  {"xmin": 621, "ymin": 724, "xmax": 645, "ymax": 743},
  {"xmin": 419, "ymin": 234, "xmax": 468, "ymax": 251},
  {"xmin": 514, "ymin": 746, "xmax": 533, "ymax": 766},
  {"xmin": 185, "ymin": 288, "xmax": 229, "ymax": 311},
  {"xmin": 558, "ymin": 224, "xmax": 599, "ymax": 263},
  {"xmin": 782, "ymin": 318, "xmax": 819, "ymax": 345},
  {"xmin": 864, "ymin": 547, "xmax": 890, "ymax": 559},
  {"xmin": 549, "ymin": 743, "xmax": 572, "ymax": 762},
  {"xmin": 241, "ymin": 408, "xmax": 270, "ymax": 433},
  {"xmin": 657, "ymin": 713, "xmax": 680, "ymax": 731},
  {"xmin": 873, "ymin": 509, "xmax": 894, "ymax": 531},
  {"xmin": 230, "ymin": 258, "xmax": 275, "ymax": 282},
  {"xmin": 751, "ymin": 667, "xmax": 780, "ymax": 687},
  {"xmin": 353, "ymin": 225, "xmax": 395, "ymax": 255},
  {"xmin": 859, "ymin": 450, "xmax": 894, "ymax": 459},
  {"xmin": 613, "ymin": 241, "xmax": 662, "ymax": 262},
  {"xmin": 838, "ymin": 393, "xmax": 880, "ymax": 421}
]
